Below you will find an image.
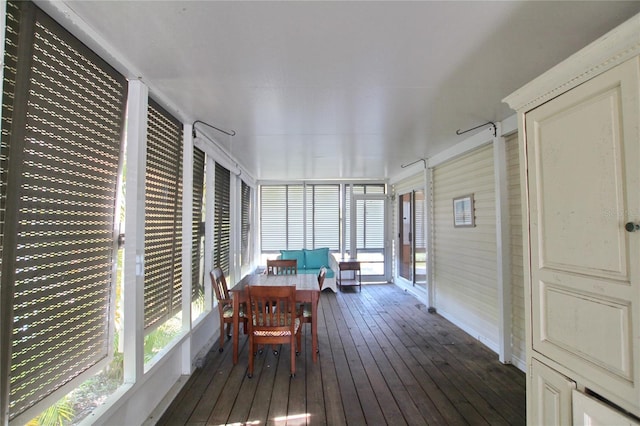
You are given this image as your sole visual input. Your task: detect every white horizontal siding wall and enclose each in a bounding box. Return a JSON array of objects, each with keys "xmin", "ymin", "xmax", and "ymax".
[
  {"xmin": 433, "ymin": 144, "xmax": 499, "ymax": 350},
  {"xmin": 506, "ymin": 133, "xmax": 526, "ymax": 369}
]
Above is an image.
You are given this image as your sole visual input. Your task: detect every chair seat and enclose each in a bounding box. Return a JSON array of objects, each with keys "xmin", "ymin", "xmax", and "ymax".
[
  {"xmin": 301, "ymin": 303, "xmax": 312, "ymax": 318},
  {"xmin": 222, "ymin": 304, "xmax": 245, "ymax": 319},
  {"xmin": 253, "ymin": 318, "xmax": 301, "ymax": 336}
]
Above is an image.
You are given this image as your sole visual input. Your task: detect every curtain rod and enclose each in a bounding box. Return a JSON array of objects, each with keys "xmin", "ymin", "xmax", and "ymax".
[
  {"xmin": 192, "ymin": 120, "xmax": 236, "ymax": 137},
  {"xmin": 401, "ymin": 158, "xmax": 426, "ymax": 169},
  {"xmin": 456, "ymin": 121, "xmax": 496, "ymax": 138}
]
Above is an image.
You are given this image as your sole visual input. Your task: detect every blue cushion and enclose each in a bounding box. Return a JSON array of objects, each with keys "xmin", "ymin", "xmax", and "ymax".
[
  {"xmin": 305, "ymin": 248, "xmax": 329, "ymax": 269},
  {"xmin": 280, "ymin": 249, "xmax": 305, "ymax": 269}
]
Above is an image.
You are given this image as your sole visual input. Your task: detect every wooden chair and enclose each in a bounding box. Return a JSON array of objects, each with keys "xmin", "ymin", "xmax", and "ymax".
[
  {"xmin": 266, "ymin": 258, "xmax": 297, "ymax": 275},
  {"xmin": 210, "ymin": 267, "xmax": 247, "ymax": 352},
  {"xmin": 245, "ymin": 285, "xmax": 301, "ymax": 378},
  {"xmin": 299, "ymin": 267, "xmax": 325, "ymax": 353}
]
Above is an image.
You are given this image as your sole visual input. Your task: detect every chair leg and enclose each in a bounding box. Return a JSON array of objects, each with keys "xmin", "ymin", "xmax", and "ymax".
[
  {"xmin": 219, "ymin": 324, "xmax": 225, "ymax": 352},
  {"xmin": 226, "ymin": 323, "xmax": 232, "ymax": 339},
  {"xmin": 247, "ymin": 336, "xmax": 254, "ymax": 378},
  {"xmin": 296, "ymin": 327, "xmax": 301, "ymax": 355},
  {"xmin": 290, "ymin": 337, "xmax": 296, "ymax": 378}
]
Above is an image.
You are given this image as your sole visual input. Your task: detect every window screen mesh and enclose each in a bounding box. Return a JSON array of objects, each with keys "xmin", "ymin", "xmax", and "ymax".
[
  {"xmin": 192, "ymin": 147, "xmax": 205, "ymax": 297},
  {"xmin": 3, "ymin": 3, "xmax": 127, "ymax": 420},
  {"xmin": 345, "ymin": 184, "xmax": 385, "ymax": 252},
  {"xmin": 287, "ymin": 186, "xmax": 304, "ymax": 250},
  {"xmin": 307, "ymin": 185, "xmax": 339, "ymax": 250},
  {"xmin": 144, "ymin": 100, "xmax": 183, "ymax": 331},
  {"xmin": 213, "ymin": 163, "xmax": 230, "ymax": 275},
  {"xmin": 261, "ymin": 184, "xmax": 339, "ymax": 252}
]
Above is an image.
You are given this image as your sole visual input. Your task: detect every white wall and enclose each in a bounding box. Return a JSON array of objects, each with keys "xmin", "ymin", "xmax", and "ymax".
[
  {"xmin": 506, "ymin": 132, "xmax": 526, "ymax": 369},
  {"xmin": 389, "ymin": 119, "xmax": 526, "ymax": 369},
  {"xmin": 432, "ymin": 144, "xmax": 499, "ymax": 351}
]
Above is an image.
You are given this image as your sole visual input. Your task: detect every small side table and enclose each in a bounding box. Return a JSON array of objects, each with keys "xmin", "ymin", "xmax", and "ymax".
[{"xmin": 338, "ymin": 261, "xmax": 361, "ymax": 292}]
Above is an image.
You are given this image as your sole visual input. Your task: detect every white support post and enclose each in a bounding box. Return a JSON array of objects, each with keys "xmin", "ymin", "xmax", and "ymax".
[
  {"xmin": 181, "ymin": 123, "xmax": 194, "ymax": 374},
  {"xmin": 123, "ymin": 80, "xmax": 148, "ymax": 383},
  {"xmin": 493, "ymin": 122, "xmax": 512, "ymax": 364},
  {"xmin": 425, "ymin": 167, "xmax": 436, "ymax": 310}
]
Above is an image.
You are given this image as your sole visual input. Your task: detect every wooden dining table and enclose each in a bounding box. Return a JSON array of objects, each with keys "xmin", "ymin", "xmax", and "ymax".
[{"xmin": 229, "ymin": 273, "xmax": 320, "ymax": 364}]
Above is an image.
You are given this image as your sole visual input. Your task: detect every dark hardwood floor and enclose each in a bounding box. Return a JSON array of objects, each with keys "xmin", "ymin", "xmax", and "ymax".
[{"xmin": 157, "ymin": 283, "xmax": 526, "ymax": 425}]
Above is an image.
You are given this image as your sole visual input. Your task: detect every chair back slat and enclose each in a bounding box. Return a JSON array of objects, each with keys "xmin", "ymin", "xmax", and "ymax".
[
  {"xmin": 246, "ymin": 285, "xmax": 296, "ymax": 334},
  {"xmin": 266, "ymin": 259, "xmax": 297, "ymax": 275},
  {"xmin": 211, "ymin": 267, "xmax": 229, "ymax": 301},
  {"xmin": 318, "ymin": 267, "xmax": 327, "ymax": 290}
]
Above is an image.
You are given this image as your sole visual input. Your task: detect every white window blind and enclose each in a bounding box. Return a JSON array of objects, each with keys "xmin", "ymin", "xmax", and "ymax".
[
  {"xmin": 345, "ymin": 184, "xmax": 385, "ymax": 252},
  {"xmin": 261, "ymin": 184, "xmax": 340, "ymax": 252},
  {"xmin": 260, "ymin": 185, "xmax": 287, "ymax": 251},
  {"xmin": 0, "ymin": 1, "xmax": 127, "ymax": 421},
  {"xmin": 307, "ymin": 185, "xmax": 339, "ymax": 249},
  {"xmin": 287, "ymin": 185, "xmax": 304, "ymax": 250}
]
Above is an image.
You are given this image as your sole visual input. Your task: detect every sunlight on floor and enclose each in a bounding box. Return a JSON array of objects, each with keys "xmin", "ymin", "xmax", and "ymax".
[{"xmin": 272, "ymin": 413, "xmax": 311, "ymax": 422}]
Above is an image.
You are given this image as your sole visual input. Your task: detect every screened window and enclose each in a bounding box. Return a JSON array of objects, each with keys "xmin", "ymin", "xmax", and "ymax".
[
  {"xmin": 260, "ymin": 185, "xmax": 287, "ymax": 251},
  {"xmin": 144, "ymin": 99, "xmax": 183, "ymax": 333},
  {"xmin": 306, "ymin": 185, "xmax": 339, "ymax": 249},
  {"xmin": 214, "ymin": 163, "xmax": 230, "ymax": 275},
  {"xmin": 192, "ymin": 147, "xmax": 205, "ymax": 316},
  {"xmin": 260, "ymin": 184, "xmax": 339, "ymax": 253},
  {"xmin": 345, "ymin": 184, "xmax": 385, "ymax": 254},
  {"xmin": 0, "ymin": 1, "xmax": 127, "ymax": 421},
  {"xmin": 240, "ymin": 180, "xmax": 251, "ymax": 267}
]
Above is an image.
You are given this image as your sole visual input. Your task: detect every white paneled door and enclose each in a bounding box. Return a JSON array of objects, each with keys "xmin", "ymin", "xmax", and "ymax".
[{"xmin": 526, "ymin": 57, "xmax": 640, "ymax": 415}]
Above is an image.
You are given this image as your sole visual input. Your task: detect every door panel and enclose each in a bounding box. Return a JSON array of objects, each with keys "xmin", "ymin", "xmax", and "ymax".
[
  {"xmin": 526, "ymin": 58, "xmax": 640, "ymax": 411},
  {"xmin": 399, "ymin": 193, "xmax": 412, "ymax": 281},
  {"xmin": 530, "ymin": 359, "xmax": 576, "ymax": 426},
  {"xmin": 352, "ymin": 195, "xmax": 386, "ymax": 279},
  {"xmin": 573, "ymin": 390, "xmax": 640, "ymax": 426}
]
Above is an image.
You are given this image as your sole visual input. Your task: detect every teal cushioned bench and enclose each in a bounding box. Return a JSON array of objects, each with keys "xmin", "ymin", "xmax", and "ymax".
[{"xmin": 279, "ymin": 248, "xmax": 337, "ymax": 286}]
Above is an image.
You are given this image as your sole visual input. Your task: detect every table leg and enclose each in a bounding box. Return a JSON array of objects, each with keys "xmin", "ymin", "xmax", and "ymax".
[
  {"xmin": 312, "ymin": 292, "xmax": 318, "ymax": 362},
  {"xmin": 232, "ymin": 296, "xmax": 239, "ymax": 364}
]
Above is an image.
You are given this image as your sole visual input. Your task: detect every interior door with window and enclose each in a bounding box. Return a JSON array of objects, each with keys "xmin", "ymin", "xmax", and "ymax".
[
  {"xmin": 350, "ymin": 194, "xmax": 387, "ymax": 281},
  {"xmin": 399, "ymin": 190, "xmax": 426, "ymax": 287}
]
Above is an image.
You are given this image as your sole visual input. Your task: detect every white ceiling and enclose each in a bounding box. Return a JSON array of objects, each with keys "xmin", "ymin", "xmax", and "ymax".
[{"xmin": 40, "ymin": 1, "xmax": 640, "ymax": 181}]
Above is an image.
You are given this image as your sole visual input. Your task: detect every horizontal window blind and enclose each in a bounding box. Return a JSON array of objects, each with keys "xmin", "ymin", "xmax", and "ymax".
[
  {"xmin": 241, "ymin": 180, "xmax": 251, "ymax": 266},
  {"xmin": 260, "ymin": 185, "xmax": 286, "ymax": 251},
  {"xmin": 214, "ymin": 163, "xmax": 230, "ymax": 275},
  {"xmin": 345, "ymin": 184, "xmax": 385, "ymax": 251},
  {"xmin": 287, "ymin": 185, "xmax": 304, "ymax": 250},
  {"xmin": 144, "ymin": 99, "xmax": 183, "ymax": 331},
  {"xmin": 308, "ymin": 185, "xmax": 339, "ymax": 249},
  {"xmin": 261, "ymin": 184, "xmax": 340, "ymax": 252},
  {"xmin": 192, "ymin": 147, "xmax": 205, "ymax": 297},
  {"xmin": 1, "ymin": 1, "xmax": 127, "ymax": 421},
  {"xmin": 357, "ymin": 198, "xmax": 385, "ymax": 249}
]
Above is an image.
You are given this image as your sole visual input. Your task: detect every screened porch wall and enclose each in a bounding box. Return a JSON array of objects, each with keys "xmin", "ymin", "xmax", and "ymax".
[{"xmin": 259, "ymin": 183, "xmax": 386, "ymax": 268}]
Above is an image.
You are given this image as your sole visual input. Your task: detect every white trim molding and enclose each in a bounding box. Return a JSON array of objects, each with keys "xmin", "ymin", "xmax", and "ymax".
[{"xmin": 503, "ymin": 12, "xmax": 640, "ymax": 112}]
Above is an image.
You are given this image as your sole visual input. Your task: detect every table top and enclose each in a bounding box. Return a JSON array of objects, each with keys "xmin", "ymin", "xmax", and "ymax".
[
  {"xmin": 229, "ymin": 273, "xmax": 320, "ymax": 293},
  {"xmin": 339, "ymin": 260, "xmax": 361, "ymax": 269}
]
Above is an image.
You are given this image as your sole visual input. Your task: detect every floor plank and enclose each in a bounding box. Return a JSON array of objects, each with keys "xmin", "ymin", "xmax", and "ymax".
[{"xmin": 157, "ymin": 283, "xmax": 526, "ymax": 425}]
